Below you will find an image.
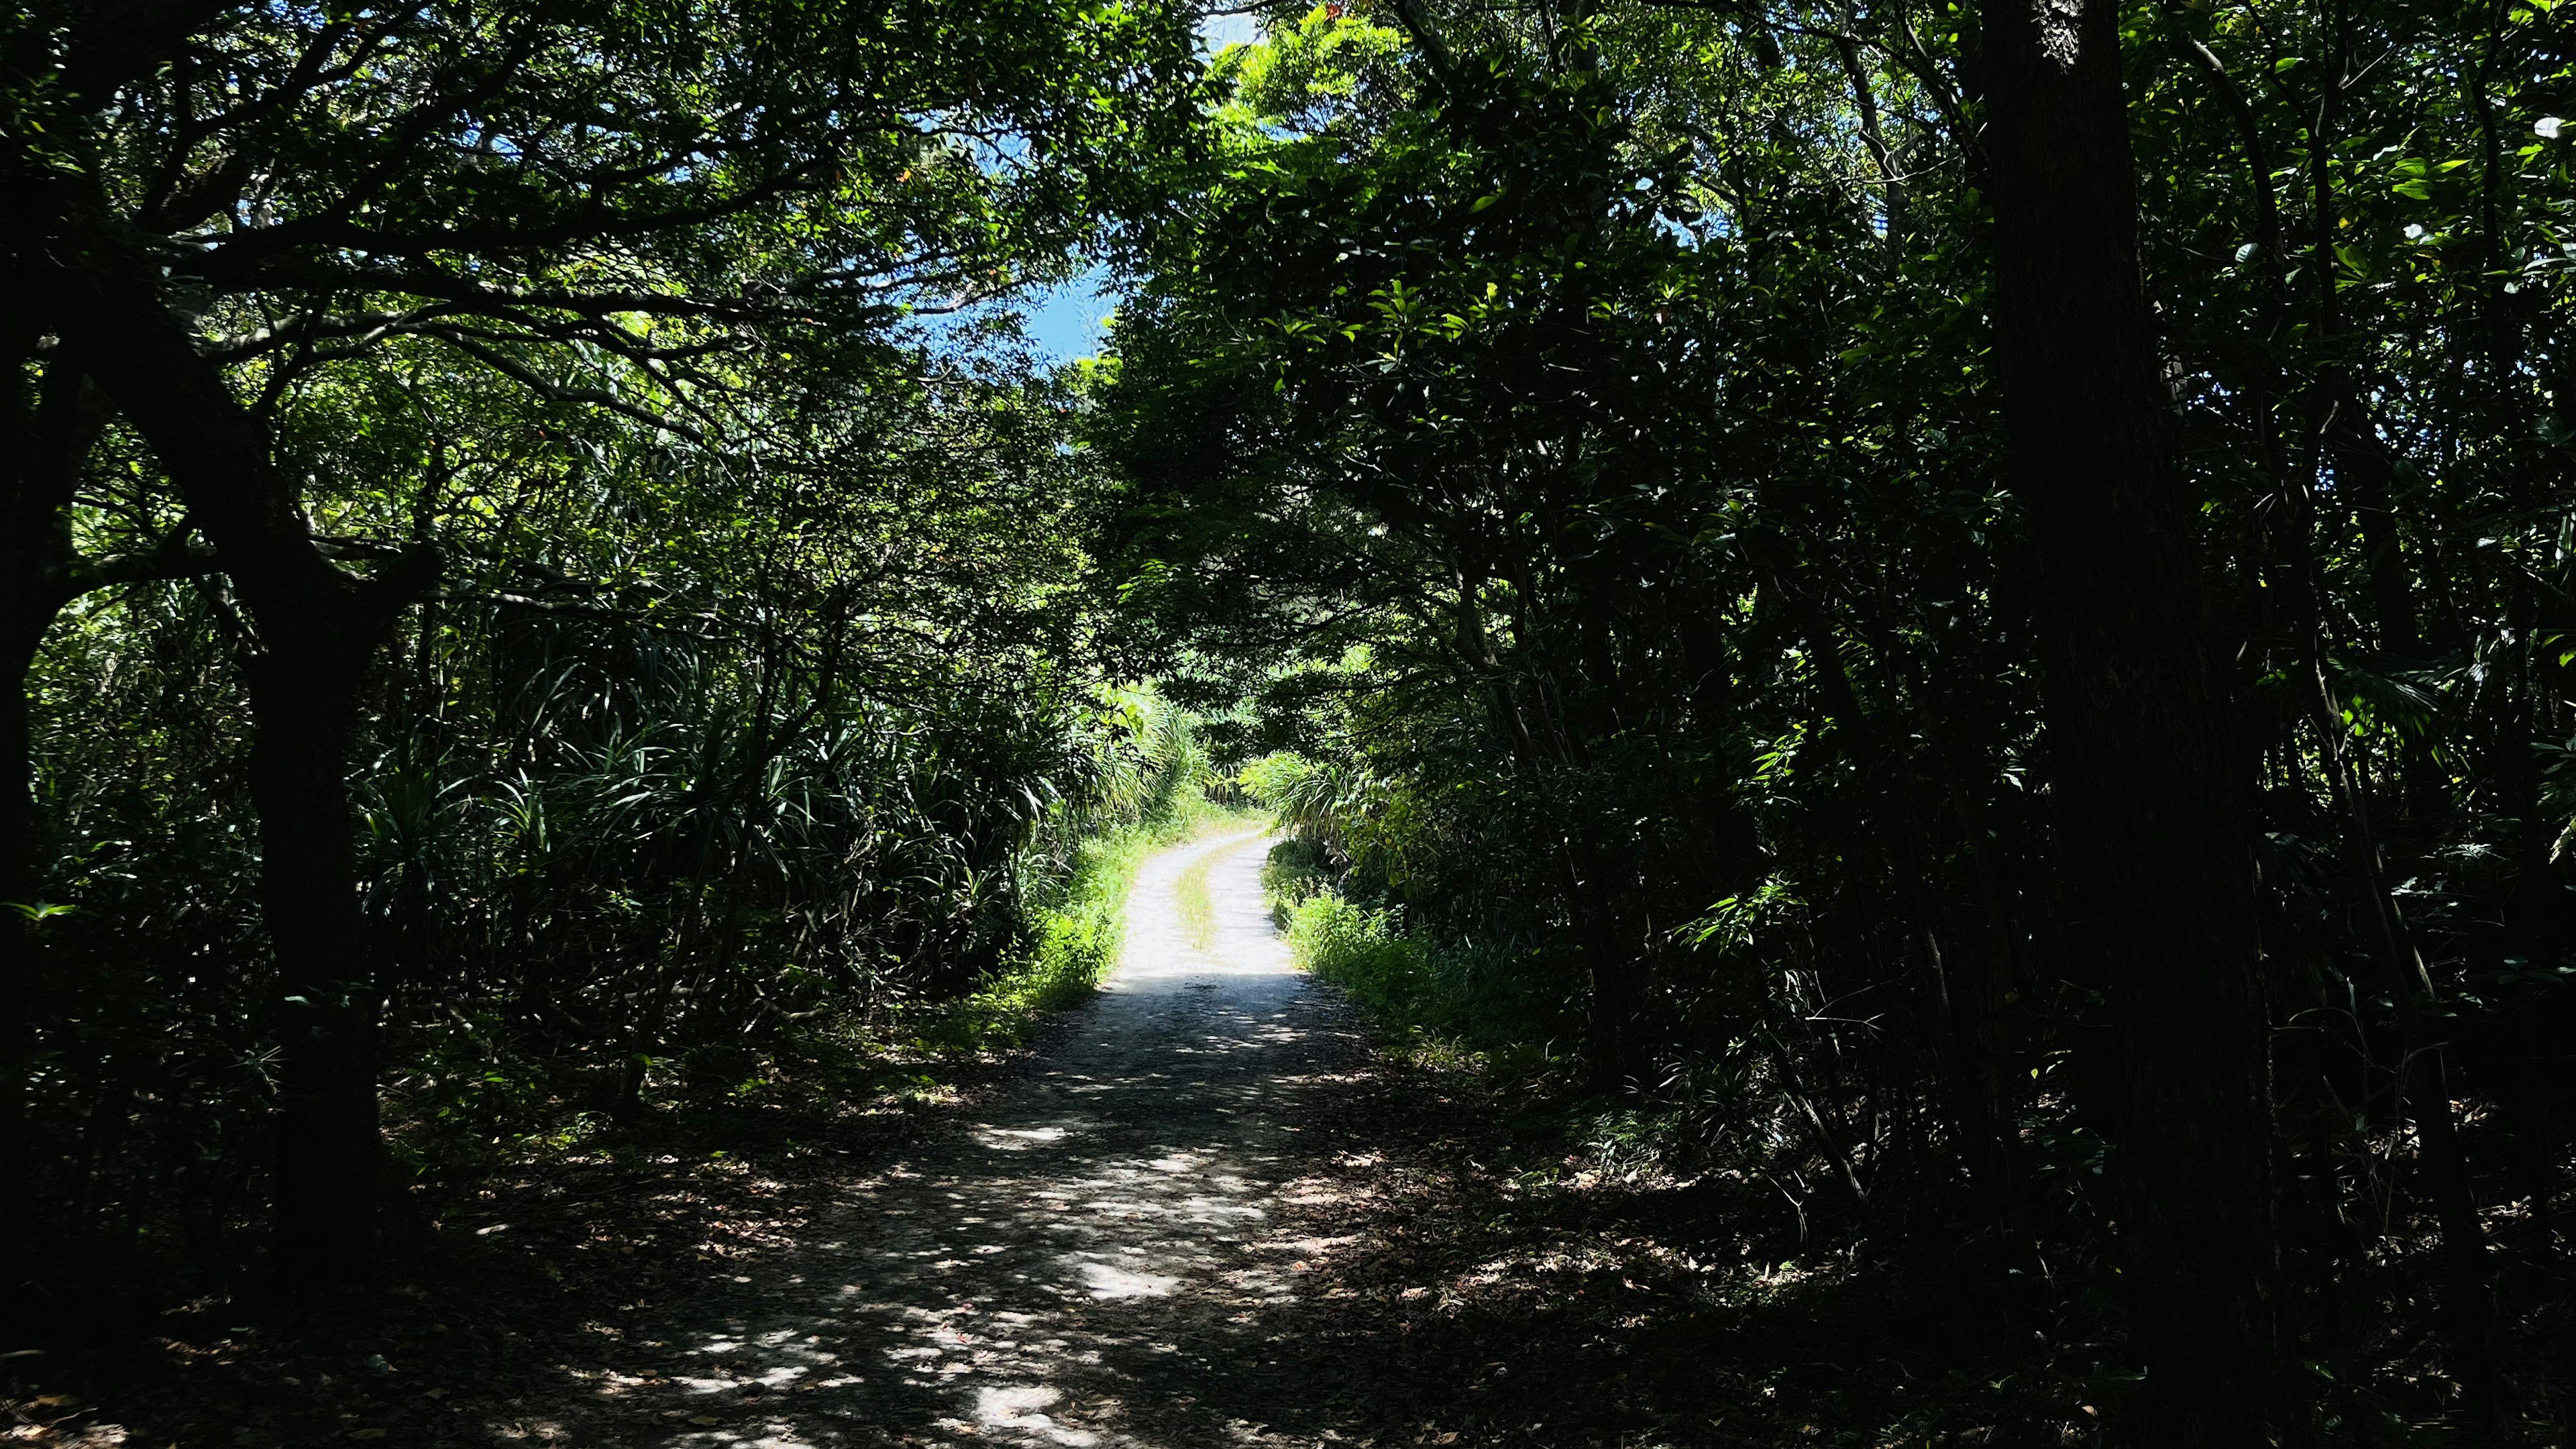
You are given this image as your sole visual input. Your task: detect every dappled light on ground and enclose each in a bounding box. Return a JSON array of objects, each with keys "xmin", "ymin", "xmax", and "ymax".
[
  {"xmin": 19, "ymin": 826, "xmax": 2125, "ymax": 1449},
  {"xmin": 548, "ymin": 828, "xmax": 1372, "ymax": 1447}
]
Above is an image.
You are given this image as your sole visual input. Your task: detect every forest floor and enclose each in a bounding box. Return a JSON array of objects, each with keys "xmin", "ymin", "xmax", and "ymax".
[{"xmin": 12, "ymin": 829, "xmax": 2091, "ymax": 1449}]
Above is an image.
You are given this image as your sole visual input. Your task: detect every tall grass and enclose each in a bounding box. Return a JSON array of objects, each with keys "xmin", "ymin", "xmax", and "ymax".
[
  {"xmin": 1171, "ymin": 838, "xmax": 1226, "ymax": 951},
  {"xmin": 916, "ymin": 794, "xmax": 1232, "ymax": 1049},
  {"xmin": 1271, "ymin": 847, "xmax": 1559, "ymax": 1069}
]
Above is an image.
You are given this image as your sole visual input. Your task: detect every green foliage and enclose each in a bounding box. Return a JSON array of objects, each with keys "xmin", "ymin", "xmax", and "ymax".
[
  {"xmin": 4, "ymin": 0, "xmax": 1229, "ymax": 1327},
  {"xmin": 15, "ymin": 306, "xmax": 1214, "ymax": 1331},
  {"xmin": 1093, "ymin": 0, "xmax": 2576, "ymax": 1434},
  {"xmin": 1220, "ymin": 4, "xmax": 1407, "ymax": 131},
  {"xmin": 1285, "ymin": 892, "xmax": 1426, "ymax": 1016},
  {"xmin": 917, "ymin": 744, "xmax": 1230, "ymax": 1051},
  {"xmin": 1257, "ymin": 836, "xmax": 1336, "ymax": 923},
  {"xmin": 1275, "ymin": 861, "xmax": 1562, "ymax": 1068},
  {"xmin": 12, "ymin": 0, "xmax": 2576, "ymax": 1430}
]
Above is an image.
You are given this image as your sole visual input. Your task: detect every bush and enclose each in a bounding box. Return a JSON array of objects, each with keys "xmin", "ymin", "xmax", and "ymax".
[
  {"xmin": 919, "ymin": 790, "xmax": 1243, "ymax": 1050},
  {"xmin": 1285, "ymin": 892, "xmax": 1426, "ymax": 1015},
  {"xmin": 1279, "ymin": 877, "xmax": 1567, "ymax": 1071},
  {"xmin": 1259, "ymin": 837, "xmax": 1335, "ymax": 923}
]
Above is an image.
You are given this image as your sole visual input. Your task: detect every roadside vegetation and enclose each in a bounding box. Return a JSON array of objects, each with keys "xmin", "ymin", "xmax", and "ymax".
[
  {"xmin": 9, "ymin": 0, "xmax": 2576, "ymax": 1442},
  {"xmin": 1149, "ymin": 5, "xmax": 2576, "ymax": 1438}
]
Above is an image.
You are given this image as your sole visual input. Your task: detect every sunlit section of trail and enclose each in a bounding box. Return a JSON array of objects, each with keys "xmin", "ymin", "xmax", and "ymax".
[{"xmin": 567, "ymin": 825, "xmax": 1368, "ymax": 1448}]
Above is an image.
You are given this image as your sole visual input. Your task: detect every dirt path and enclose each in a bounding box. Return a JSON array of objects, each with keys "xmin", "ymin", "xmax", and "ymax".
[
  {"xmin": 568, "ymin": 826, "xmax": 1373, "ymax": 1448},
  {"xmin": 30, "ymin": 827, "xmax": 2041, "ymax": 1448}
]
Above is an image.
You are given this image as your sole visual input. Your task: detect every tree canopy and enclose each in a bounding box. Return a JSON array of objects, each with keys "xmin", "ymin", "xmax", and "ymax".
[{"xmin": 9, "ymin": 0, "xmax": 2576, "ymax": 1442}]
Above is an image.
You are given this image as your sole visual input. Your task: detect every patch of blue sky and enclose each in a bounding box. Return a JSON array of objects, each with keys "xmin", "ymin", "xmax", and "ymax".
[
  {"xmin": 904, "ymin": 10, "xmax": 1267, "ymax": 365},
  {"xmin": 1017, "ymin": 266, "xmax": 1120, "ymax": 362},
  {"xmin": 900, "ymin": 264, "xmax": 1117, "ymax": 366},
  {"xmin": 1198, "ymin": 9, "xmax": 1265, "ymax": 53}
]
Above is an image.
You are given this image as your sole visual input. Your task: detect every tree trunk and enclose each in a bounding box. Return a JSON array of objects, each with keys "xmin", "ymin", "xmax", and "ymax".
[
  {"xmin": 1977, "ymin": 0, "xmax": 2290, "ymax": 1439},
  {"xmin": 0, "ymin": 614, "xmax": 36, "ymax": 1342},
  {"xmin": 40, "ymin": 208, "xmax": 434, "ymax": 1291},
  {"xmin": 0, "ymin": 323, "xmax": 38, "ymax": 1345},
  {"xmin": 247, "ymin": 633, "xmax": 388, "ymax": 1285},
  {"xmin": 1, "ymin": 351, "xmax": 109, "ymax": 1337}
]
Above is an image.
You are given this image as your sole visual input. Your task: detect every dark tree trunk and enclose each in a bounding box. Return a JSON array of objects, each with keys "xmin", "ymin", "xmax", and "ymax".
[
  {"xmin": 246, "ymin": 638, "xmax": 387, "ymax": 1282},
  {"xmin": 1, "ymin": 351, "xmax": 113, "ymax": 1337},
  {"xmin": 0, "ymin": 623, "xmax": 34, "ymax": 1343},
  {"xmin": 38, "ymin": 208, "xmax": 435, "ymax": 1291},
  {"xmin": 1976, "ymin": 0, "xmax": 2290, "ymax": 1440},
  {"xmin": 0, "ymin": 325, "xmax": 39, "ymax": 1344}
]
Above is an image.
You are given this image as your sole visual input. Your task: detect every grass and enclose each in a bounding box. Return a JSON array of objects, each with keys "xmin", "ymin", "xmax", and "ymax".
[
  {"xmin": 919, "ymin": 802, "xmax": 1266, "ymax": 1049},
  {"xmin": 918, "ymin": 804, "xmax": 1208, "ymax": 1049},
  {"xmin": 1271, "ymin": 855, "xmax": 1562, "ymax": 1079},
  {"xmin": 1285, "ymin": 892, "xmax": 1427, "ymax": 1014},
  {"xmin": 1171, "ymin": 830, "xmax": 1244, "ymax": 952}
]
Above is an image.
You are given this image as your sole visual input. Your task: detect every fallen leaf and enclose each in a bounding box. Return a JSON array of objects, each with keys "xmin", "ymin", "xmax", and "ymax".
[{"xmin": 690, "ymin": 1415, "xmax": 721, "ymax": 1426}]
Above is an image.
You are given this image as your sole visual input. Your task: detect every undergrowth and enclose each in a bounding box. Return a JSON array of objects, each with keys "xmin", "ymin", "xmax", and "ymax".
[
  {"xmin": 1273, "ymin": 847, "xmax": 1560, "ymax": 1080},
  {"xmin": 380, "ymin": 792, "xmax": 1246, "ymax": 1215},
  {"xmin": 912, "ymin": 797, "xmax": 1238, "ymax": 1049},
  {"xmin": 1258, "ymin": 845, "xmax": 2133, "ymax": 1446}
]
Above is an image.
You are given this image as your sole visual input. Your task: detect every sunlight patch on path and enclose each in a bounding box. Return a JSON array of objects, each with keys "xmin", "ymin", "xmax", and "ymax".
[{"xmin": 553, "ymin": 824, "xmax": 1372, "ymax": 1448}]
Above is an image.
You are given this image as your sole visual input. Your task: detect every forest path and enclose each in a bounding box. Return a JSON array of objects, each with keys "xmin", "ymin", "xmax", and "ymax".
[{"xmin": 579, "ymin": 826, "xmax": 1374, "ymax": 1448}]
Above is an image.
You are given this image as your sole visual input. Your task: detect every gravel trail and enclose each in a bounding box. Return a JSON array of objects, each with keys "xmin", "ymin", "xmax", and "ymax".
[{"xmin": 582, "ymin": 827, "xmax": 1373, "ymax": 1448}]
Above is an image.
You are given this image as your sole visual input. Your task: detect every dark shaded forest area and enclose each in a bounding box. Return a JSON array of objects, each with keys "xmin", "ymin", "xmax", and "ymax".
[{"xmin": 8, "ymin": 0, "xmax": 2576, "ymax": 1444}]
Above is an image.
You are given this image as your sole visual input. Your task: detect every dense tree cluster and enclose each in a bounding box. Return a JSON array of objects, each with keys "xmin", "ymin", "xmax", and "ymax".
[
  {"xmin": 1102, "ymin": 0, "xmax": 2576, "ymax": 1438},
  {"xmin": 1, "ymin": 0, "xmax": 1205, "ymax": 1329},
  {"xmin": 11, "ymin": 0, "xmax": 2576, "ymax": 1440}
]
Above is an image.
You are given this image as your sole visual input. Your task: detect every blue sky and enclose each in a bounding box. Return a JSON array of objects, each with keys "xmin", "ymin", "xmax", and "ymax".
[
  {"xmin": 1018, "ymin": 268, "xmax": 1119, "ymax": 362},
  {"xmin": 1006, "ymin": 10, "xmax": 1266, "ymax": 364}
]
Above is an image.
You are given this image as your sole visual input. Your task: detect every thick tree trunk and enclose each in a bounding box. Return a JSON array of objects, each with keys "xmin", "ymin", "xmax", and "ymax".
[
  {"xmin": 1977, "ymin": 0, "xmax": 2289, "ymax": 1440},
  {"xmin": 38, "ymin": 211, "xmax": 433, "ymax": 1291},
  {"xmin": 0, "ymin": 621, "xmax": 35, "ymax": 1342},
  {"xmin": 246, "ymin": 635, "xmax": 387, "ymax": 1284},
  {"xmin": 1, "ymin": 352, "xmax": 107, "ymax": 1337},
  {"xmin": 0, "ymin": 324, "xmax": 36, "ymax": 1345}
]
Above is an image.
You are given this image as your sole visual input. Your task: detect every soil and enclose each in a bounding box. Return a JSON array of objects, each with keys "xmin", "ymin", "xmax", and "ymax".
[
  {"xmin": 534, "ymin": 824, "xmax": 1385, "ymax": 1448},
  {"xmin": 9, "ymin": 829, "xmax": 2076, "ymax": 1449}
]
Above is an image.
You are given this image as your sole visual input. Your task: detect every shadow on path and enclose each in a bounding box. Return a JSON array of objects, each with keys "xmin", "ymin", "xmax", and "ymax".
[{"xmin": 545, "ymin": 828, "xmax": 1384, "ymax": 1448}]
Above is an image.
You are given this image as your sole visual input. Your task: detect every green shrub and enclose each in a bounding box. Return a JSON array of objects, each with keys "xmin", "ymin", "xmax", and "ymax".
[
  {"xmin": 920, "ymin": 796, "xmax": 1254, "ymax": 1050},
  {"xmin": 917, "ymin": 824, "xmax": 1149, "ymax": 1049},
  {"xmin": 1278, "ymin": 874, "xmax": 1566, "ymax": 1073},
  {"xmin": 1285, "ymin": 892, "xmax": 1430, "ymax": 1018},
  {"xmin": 1259, "ymin": 837, "xmax": 1334, "ymax": 924}
]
